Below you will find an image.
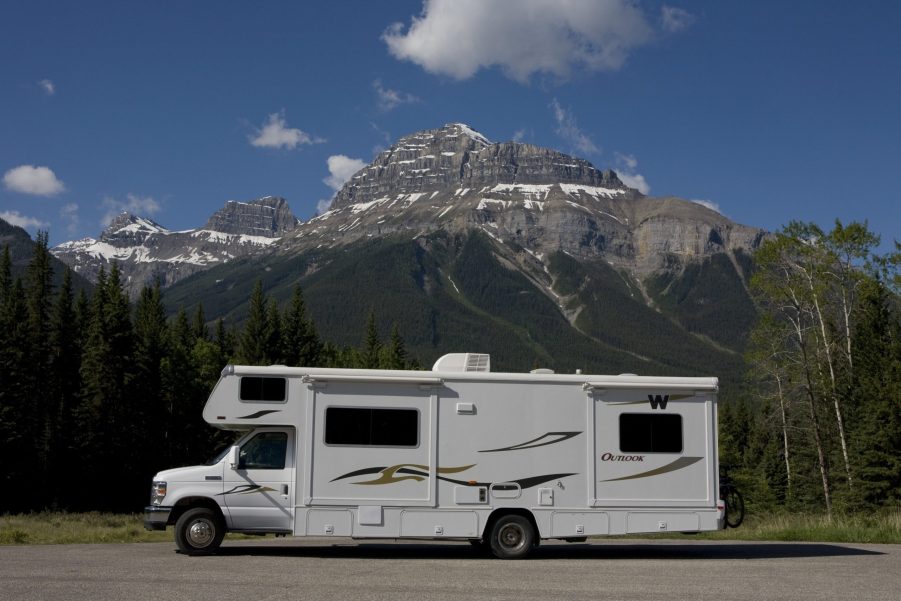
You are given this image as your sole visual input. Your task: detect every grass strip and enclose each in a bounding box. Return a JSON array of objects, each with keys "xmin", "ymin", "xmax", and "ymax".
[{"xmin": 2, "ymin": 510, "xmax": 899, "ymax": 546}]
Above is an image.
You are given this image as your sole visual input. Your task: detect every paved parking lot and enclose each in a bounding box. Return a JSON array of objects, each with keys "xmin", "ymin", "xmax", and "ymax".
[{"xmin": 1, "ymin": 538, "xmax": 897, "ymax": 601}]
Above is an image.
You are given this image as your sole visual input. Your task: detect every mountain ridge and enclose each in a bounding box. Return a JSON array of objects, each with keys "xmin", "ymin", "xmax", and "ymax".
[{"xmin": 46, "ymin": 122, "xmax": 764, "ymax": 384}]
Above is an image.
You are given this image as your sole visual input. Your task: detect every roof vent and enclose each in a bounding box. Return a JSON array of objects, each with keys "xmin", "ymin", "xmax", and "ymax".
[{"xmin": 432, "ymin": 353, "xmax": 491, "ymax": 373}]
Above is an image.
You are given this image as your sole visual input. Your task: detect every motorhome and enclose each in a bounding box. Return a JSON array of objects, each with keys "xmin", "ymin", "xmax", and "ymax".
[{"xmin": 144, "ymin": 353, "xmax": 725, "ymax": 558}]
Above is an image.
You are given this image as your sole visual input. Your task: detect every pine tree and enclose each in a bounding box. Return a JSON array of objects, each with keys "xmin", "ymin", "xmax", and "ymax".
[
  {"xmin": 23, "ymin": 231, "xmax": 55, "ymax": 501},
  {"xmin": 214, "ymin": 318, "xmax": 234, "ymax": 364},
  {"xmin": 192, "ymin": 304, "xmax": 209, "ymax": 341},
  {"xmin": 361, "ymin": 310, "xmax": 381, "ymax": 369},
  {"xmin": 47, "ymin": 268, "xmax": 82, "ymax": 508},
  {"xmin": 381, "ymin": 323, "xmax": 408, "ymax": 369},
  {"xmin": 283, "ymin": 285, "xmax": 321, "ymax": 367},
  {"xmin": 163, "ymin": 308, "xmax": 201, "ymax": 464},
  {"xmin": 132, "ymin": 279, "xmax": 169, "ymax": 474},
  {"xmin": 266, "ymin": 298, "xmax": 283, "ymax": 364},
  {"xmin": 238, "ymin": 281, "xmax": 269, "ymax": 364},
  {"xmin": 849, "ymin": 278, "xmax": 901, "ymax": 505},
  {"xmin": 0, "ymin": 278, "xmax": 30, "ymax": 511},
  {"xmin": 0, "ymin": 245, "xmax": 10, "ymax": 306}
]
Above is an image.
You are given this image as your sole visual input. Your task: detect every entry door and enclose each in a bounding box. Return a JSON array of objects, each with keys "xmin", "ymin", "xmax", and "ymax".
[{"xmin": 223, "ymin": 428, "xmax": 294, "ymax": 531}]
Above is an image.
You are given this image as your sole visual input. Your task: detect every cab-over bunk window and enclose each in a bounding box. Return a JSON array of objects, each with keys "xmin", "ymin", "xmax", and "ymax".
[{"xmin": 240, "ymin": 376, "xmax": 287, "ymax": 402}]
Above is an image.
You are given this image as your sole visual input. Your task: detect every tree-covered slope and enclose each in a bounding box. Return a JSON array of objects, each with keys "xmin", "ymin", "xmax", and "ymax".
[{"xmin": 163, "ymin": 230, "xmax": 752, "ymax": 384}]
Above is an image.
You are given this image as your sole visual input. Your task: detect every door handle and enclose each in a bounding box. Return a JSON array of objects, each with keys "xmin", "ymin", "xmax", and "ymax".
[{"xmin": 281, "ymin": 484, "xmax": 289, "ymax": 496}]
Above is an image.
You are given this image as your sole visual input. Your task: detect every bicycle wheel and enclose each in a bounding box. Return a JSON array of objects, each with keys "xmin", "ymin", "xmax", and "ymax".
[{"xmin": 723, "ymin": 485, "xmax": 745, "ymax": 528}]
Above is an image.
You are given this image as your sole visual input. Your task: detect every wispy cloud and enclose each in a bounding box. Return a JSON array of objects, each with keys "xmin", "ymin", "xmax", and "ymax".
[
  {"xmin": 512, "ymin": 128, "xmax": 528, "ymax": 143},
  {"xmin": 100, "ymin": 193, "xmax": 161, "ymax": 226},
  {"xmin": 661, "ymin": 5, "xmax": 695, "ymax": 33},
  {"xmin": 384, "ymin": 0, "xmax": 654, "ymax": 83},
  {"xmin": 550, "ymin": 99, "xmax": 599, "ymax": 155},
  {"xmin": 691, "ymin": 199, "xmax": 724, "ymax": 215},
  {"xmin": 613, "ymin": 152, "xmax": 650, "ymax": 194},
  {"xmin": 249, "ymin": 111, "xmax": 324, "ymax": 149},
  {"xmin": 38, "ymin": 79, "xmax": 55, "ymax": 95},
  {"xmin": 373, "ymin": 79, "xmax": 419, "ymax": 112},
  {"xmin": 60, "ymin": 203, "xmax": 80, "ymax": 235},
  {"xmin": 0, "ymin": 210, "xmax": 48, "ymax": 231},
  {"xmin": 3, "ymin": 164, "xmax": 66, "ymax": 196}
]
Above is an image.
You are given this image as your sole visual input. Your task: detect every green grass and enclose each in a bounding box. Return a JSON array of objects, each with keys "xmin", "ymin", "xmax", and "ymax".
[
  {"xmin": 2, "ymin": 510, "xmax": 899, "ymax": 546},
  {"xmin": 652, "ymin": 510, "xmax": 901, "ymax": 544},
  {"xmin": 0, "ymin": 512, "xmax": 171, "ymax": 545}
]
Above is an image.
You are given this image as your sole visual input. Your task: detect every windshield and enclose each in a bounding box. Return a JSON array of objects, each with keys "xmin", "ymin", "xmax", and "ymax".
[{"xmin": 204, "ymin": 433, "xmax": 244, "ymax": 466}]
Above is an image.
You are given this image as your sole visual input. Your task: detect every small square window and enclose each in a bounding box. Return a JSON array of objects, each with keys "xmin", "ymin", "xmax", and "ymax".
[{"xmin": 620, "ymin": 413, "xmax": 682, "ymax": 453}]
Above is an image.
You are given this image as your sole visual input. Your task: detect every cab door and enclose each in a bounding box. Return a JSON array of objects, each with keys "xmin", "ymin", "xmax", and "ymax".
[{"xmin": 222, "ymin": 428, "xmax": 294, "ymax": 531}]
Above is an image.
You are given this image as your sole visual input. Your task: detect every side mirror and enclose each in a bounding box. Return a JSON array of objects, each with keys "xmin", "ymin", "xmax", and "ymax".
[{"xmin": 228, "ymin": 446, "xmax": 240, "ymax": 470}]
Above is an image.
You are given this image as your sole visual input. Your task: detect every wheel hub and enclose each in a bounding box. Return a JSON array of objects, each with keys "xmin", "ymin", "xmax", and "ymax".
[
  {"xmin": 188, "ymin": 520, "xmax": 214, "ymax": 547},
  {"xmin": 500, "ymin": 524, "xmax": 523, "ymax": 548}
]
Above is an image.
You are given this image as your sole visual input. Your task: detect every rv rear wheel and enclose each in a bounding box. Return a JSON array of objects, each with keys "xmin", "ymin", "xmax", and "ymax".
[
  {"xmin": 488, "ymin": 515, "xmax": 535, "ymax": 559},
  {"xmin": 175, "ymin": 508, "xmax": 225, "ymax": 555}
]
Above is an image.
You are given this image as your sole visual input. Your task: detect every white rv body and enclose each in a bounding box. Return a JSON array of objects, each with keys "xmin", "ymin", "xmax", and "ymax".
[{"xmin": 145, "ymin": 354, "xmax": 724, "ymax": 558}]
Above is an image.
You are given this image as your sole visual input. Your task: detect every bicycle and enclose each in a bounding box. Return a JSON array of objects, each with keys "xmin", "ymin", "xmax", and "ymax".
[{"xmin": 719, "ymin": 465, "xmax": 745, "ymax": 528}]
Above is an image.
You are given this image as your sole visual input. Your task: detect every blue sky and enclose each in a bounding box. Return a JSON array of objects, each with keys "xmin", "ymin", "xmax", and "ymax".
[{"xmin": 2, "ymin": 1, "xmax": 899, "ymax": 249}]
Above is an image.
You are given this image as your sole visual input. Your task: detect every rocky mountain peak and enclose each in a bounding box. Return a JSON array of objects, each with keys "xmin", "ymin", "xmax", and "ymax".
[
  {"xmin": 202, "ymin": 196, "xmax": 298, "ymax": 237},
  {"xmin": 100, "ymin": 212, "xmax": 169, "ymax": 245},
  {"xmin": 330, "ymin": 123, "xmax": 627, "ymax": 211}
]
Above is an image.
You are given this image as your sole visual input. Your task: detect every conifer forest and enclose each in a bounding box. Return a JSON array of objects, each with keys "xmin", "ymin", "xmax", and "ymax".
[{"xmin": 0, "ymin": 221, "xmax": 898, "ymax": 517}]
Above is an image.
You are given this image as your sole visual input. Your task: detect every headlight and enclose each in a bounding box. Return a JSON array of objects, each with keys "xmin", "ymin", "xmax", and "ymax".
[{"xmin": 151, "ymin": 481, "xmax": 167, "ymax": 506}]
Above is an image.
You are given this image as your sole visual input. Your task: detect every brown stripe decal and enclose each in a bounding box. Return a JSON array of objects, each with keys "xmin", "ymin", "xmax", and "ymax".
[
  {"xmin": 479, "ymin": 431, "xmax": 582, "ymax": 453},
  {"xmin": 600, "ymin": 456, "xmax": 703, "ymax": 482}
]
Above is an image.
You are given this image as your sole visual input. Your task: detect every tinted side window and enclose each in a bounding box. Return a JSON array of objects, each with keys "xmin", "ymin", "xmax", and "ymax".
[
  {"xmin": 240, "ymin": 377, "xmax": 286, "ymax": 402},
  {"xmin": 325, "ymin": 407, "xmax": 418, "ymax": 447},
  {"xmin": 239, "ymin": 432, "xmax": 288, "ymax": 469},
  {"xmin": 620, "ymin": 413, "xmax": 682, "ymax": 453}
]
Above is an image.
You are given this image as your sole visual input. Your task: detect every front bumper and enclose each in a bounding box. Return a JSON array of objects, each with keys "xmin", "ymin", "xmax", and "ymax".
[{"xmin": 144, "ymin": 505, "xmax": 172, "ymax": 531}]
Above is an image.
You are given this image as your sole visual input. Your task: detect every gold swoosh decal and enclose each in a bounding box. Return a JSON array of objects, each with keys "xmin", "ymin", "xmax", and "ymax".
[
  {"xmin": 600, "ymin": 456, "xmax": 703, "ymax": 482},
  {"xmin": 353, "ymin": 464, "xmax": 476, "ymax": 485}
]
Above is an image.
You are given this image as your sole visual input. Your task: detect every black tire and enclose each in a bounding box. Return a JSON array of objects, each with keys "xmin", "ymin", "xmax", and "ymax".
[
  {"xmin": 174, "ymin": 507, "xmax": 225, "ymax": 555},
  {"xmin": 723, "ymin": 485, "xmax": 745, "ymax": 528},
  {"xmin": 488, "ymin": 515, "xmax": 535, "ymax": 559}
]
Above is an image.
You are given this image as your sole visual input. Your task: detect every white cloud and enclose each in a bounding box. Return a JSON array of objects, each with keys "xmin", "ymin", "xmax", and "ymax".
[
  {"xmin": 550, "ymin": 99, "xmax": 599, "ymax": 155},
  {"xmin": 661, "ymin": 5, "xmax": 695, "ymax": 33},
  {"xmin": 373, "ymin": 79, "xmax": 419, "ymax": 111},
  {"xmin": 39, "ymin": 79, "xmax": 55, "ymax": 95},
  {"xmin": 3, "ymin": 164, "xmax": 66, "ymax": 196},
  {"xmin": 613, "ymin": 152, "xmax": 650, "ymax": 194},
  {"xmin": 323, "ymin": 155, "xmax": 368, "ymax": 191},
  {"xmin": 0, "ymin": 210, "xmax": 48, "ymax": 230},
  {"xmin": 249, "ymin": 111, "xmax": 324, "ymax": 149},
  {"xmin": 60, "ymin": 203, "xmax": 80, "ymax": 235},
  {"xmin": 101, "ymin": 193, "xmax": 161, "ymax": 226},
  {"xmin": 316, "ymin": 198, "xmax": 333, "ymax": 215},
  {"xmin": 691, "ymin": 199, "xmax": 723, "ymax": 215},
  {"xmin": 617, "ymin": 172, "xmax": 650, "ymax": 194},
  {"xmin": 512, "ymin": 128, "xmax": 527, "ymax": 143},
  {"xmin": 383, "ymin": 0, "xmax": 654, "ymax": 83}
]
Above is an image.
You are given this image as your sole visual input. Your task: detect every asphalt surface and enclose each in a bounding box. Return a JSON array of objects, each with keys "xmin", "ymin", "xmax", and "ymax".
[{"xmin": 0, "ymin": 537, "xmax": 897, "ymax": 601}]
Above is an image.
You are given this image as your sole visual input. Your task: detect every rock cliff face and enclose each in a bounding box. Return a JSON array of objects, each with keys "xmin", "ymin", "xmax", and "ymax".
[
  {"xmin": 203, "ymin": 196, "xmax": 298, "ymax": 236},
  {"xmin": 290, "ymin": 123, "xmax": 764, "ymax": 278},
  {"xmin": 332, "ymin": 123, "xmax": 624, "ymax": 209},
  {"xmin": 51, "ymin": 197, "xmax": 297, "ymax": 296}
]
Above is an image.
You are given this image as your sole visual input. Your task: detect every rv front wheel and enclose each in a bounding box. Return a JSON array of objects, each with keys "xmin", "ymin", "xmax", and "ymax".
[
  {"xmin": 488, "ymin": 515, "xmax": 535, "ymax": 559},
  {"xmin": 175, "ymin": 508, "xmax": 225, "ymax": 555}
]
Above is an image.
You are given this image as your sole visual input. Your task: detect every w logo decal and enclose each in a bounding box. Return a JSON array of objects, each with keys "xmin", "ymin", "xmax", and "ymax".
[{"xmin": 648, "ymin": 394, "xmax": 669, "ymax": 409}]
